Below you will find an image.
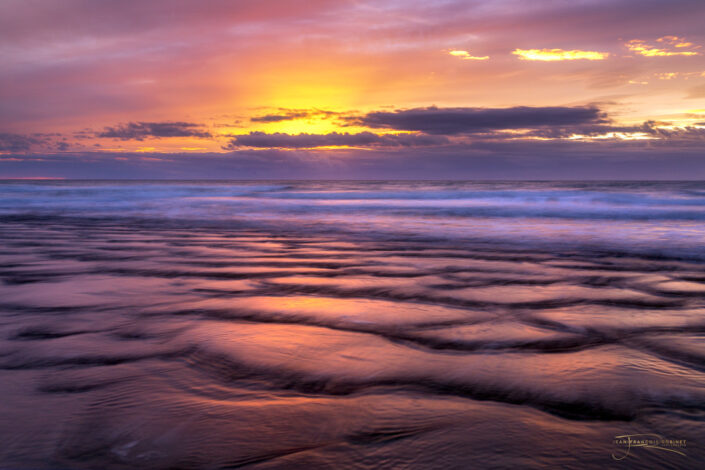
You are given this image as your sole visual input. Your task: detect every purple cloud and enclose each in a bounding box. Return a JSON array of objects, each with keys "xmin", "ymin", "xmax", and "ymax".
[
  {"xmin": 351, "ymin": 106, "xmax": 607, "ymax": 135},
  {"xmin": 98, "ymin": 122, "xmax": 212, "ymax": 140}
]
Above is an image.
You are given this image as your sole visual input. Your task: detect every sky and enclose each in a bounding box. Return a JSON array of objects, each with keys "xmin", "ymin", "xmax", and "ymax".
[{"xmin": 1, "ymin": 0, "xmax": 705, "ymax": 179}]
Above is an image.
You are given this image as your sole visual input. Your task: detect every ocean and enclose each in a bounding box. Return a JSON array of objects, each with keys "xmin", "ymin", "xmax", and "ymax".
[{"xmin": 0, "ymin": 180, "xmax": 703, "ymax": 469}]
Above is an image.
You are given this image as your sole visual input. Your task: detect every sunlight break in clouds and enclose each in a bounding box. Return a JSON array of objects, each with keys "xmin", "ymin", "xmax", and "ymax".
[
  {"xmin": 626, "ymin": 36, "xmax": 701, "ymax": 57},
  {"xmin": 512, "ymin": 49, "xmax": 609, "ymax": 61},
  {"xmin": 448, "ymin": 50, "xmax": 489, "ymax": 60}
]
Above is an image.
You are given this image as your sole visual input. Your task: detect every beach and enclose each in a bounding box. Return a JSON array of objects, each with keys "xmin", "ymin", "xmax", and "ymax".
[{"xmin": 0, "ymin": 180, "xmax": 703, "ymax": 469}]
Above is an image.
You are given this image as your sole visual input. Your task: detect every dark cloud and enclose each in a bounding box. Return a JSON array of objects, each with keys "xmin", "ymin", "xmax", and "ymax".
[
  {"xmin": 641, "ymin": 122, "xmax": 705, "ymax": 140},
  {"xmin": 351, "ymin": 106, "xmax": 607, "ymax": 135},
  {"xmin": 225, "ymin": 131, "xmax": 450, "ymax": 149},
  {"xmin": 0, "ymin": 132, "xmax": 44, "ymax": 152},
  {"xmin": 98, "ymin": 122, "xmax": 212, "ymax": 140}
]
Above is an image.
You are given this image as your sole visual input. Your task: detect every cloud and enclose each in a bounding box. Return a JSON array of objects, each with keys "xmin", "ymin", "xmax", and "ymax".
[
  {"xmin": 512, "ymin": 48, "xmax": 609, "ymax": 61},
  {"xmin": 250, "ymin": 108, "xmax": 337, "ymax": 123},
  {"xmin": 448, "ymin": 50, "xmax": 489, "ymax": 60},
  {"xmin": 350, "ymin": 106, "xmax": 607, "ymax": 135},
  {"xmin": 97, "ymin": 122, "xmax": 212, "ymax": 140},
  {"xmin": 514, "ymin": 120, "xmax": 705, "ymax": 141},
  {"xmin": 226, "ymin": 116, "xmax": 704, "ymax": 150},
  {"xmin": 250, "ymin": 112, "xmax": 312, "ymax": 123},
  {"xmin": 626, "ymin": 37, "xmax": 700, "ymax": 57},
  {"xmin": 658, "ymin": 35, "xmax": 695, "ymax": 48},
  {"xmin": 0, "ymin": 133, "xmax": 45, "ymax": 152},
  {"xmin": 640, "ymin": 121, "xmax": 705, "ymax": 140},
  {"xmin": 224, "ymin": 131, "xmax": 450, "ymax": 149}
]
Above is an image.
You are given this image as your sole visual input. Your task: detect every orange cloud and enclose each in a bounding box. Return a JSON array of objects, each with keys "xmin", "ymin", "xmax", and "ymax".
[
  {"xmin": 512, "ymin": 48, "xmax": 608, "ymax": 61},
  {"xmin": 448, "ymin": 50, "xmax": 489, "ymax": 60},
  {"xmin": 626, "ymin": 36, "xmax": 700, "ymax": 57}
]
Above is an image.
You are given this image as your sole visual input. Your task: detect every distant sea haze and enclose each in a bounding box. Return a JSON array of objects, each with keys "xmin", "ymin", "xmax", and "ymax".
[{"xmin": 0, "ymin": 180, "xmax": 703, "ymax": 468}]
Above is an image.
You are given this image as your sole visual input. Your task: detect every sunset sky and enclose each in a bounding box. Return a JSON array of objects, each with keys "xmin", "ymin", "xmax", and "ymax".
[{"xmin": 1, "ymin": 0, "xmax": 705, "ymax": 179}]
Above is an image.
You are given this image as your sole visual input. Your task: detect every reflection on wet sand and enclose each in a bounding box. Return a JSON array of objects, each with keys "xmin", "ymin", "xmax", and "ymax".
[{"xmin": 0, "ymin": 181, "xmax": 703, "ymax": 468}]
